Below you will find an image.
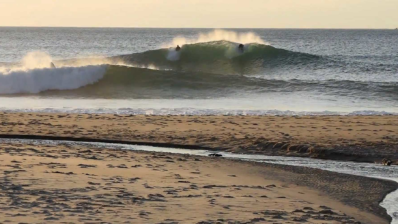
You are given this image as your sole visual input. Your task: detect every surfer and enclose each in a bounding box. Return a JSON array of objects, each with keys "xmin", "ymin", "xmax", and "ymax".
[
  {"xmin": 176, "ymin": 45, "xmax": 181, "ymax": 51},
  {"xmin": 238, "ymin": 44, "xmax": 244, "ymax": 53},
  {"xmin": 50, "ymin": 62, "xmax": 56, "ymax": 68}
]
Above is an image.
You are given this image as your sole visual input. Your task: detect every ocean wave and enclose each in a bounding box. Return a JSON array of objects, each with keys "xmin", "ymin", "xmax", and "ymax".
[
  {"xmin": 0, "ymin": 41, "xmax": 396, "ymax": 97},
  {"xmin": 3, "ymin": 65, "xmax": 392, "ymax": 101},
  {"xmin": 112, "ymin": 40, "xmax": 320, "ymax": 75},
  {"xmin": 0, "ymin": 65, "xmax": 107, "ymax": 94}
]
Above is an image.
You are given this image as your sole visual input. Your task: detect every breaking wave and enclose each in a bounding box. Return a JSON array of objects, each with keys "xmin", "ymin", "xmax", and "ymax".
[{"xmin": 0, "ymin": 65, "xmax": 107, "ymax": 94}]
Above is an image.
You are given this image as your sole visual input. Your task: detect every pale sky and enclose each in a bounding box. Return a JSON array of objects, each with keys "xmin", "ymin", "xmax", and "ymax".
[{"xmin": 0, "ymin": 0, "xmax": 397, "ymax": 29}]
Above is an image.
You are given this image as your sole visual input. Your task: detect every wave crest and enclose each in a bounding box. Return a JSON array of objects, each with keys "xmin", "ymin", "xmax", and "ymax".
[{"xmin": 163, "ymin": 30, "xmax": 267, "ymax": 48}]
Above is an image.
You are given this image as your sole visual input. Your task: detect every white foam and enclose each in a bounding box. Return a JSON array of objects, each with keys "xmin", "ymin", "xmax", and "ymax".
[
  {"xmin": 0, "ymin": 51, "xmax": 109, "ymax": 94},
  {"xmin": 0, "ymin": 65, "xmax": 107, "ymax": 94}
]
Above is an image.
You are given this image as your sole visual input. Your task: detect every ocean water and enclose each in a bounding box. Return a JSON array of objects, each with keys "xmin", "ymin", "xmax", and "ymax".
[{"xmin": 0, "ymin": 28, "xmax": 397, "ymax": 115}]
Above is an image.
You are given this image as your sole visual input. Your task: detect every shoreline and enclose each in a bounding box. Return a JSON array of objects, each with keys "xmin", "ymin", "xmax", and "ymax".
[
  {"xmin": 0, "ymin": 112, "xmax": 397, "ymax": 164},
  {"xmin": 0, "ymin": 141, "xmax": 396, "ymax": 223}
]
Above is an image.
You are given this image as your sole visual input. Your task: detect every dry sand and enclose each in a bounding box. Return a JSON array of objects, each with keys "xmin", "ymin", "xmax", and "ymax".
[
  {"xmin": 0, "ymin": 142, "xmax": 395, "ymax": 224},
  {"xmin": 0, "ymin": 113, "xmax": 397, "ymax": 163},
  {"xmin": 0, "ymin": 112, "xmax": 397, "ymax": 223}
]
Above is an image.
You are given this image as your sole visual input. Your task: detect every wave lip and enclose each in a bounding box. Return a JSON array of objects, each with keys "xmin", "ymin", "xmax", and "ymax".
[{"xmin": 0, "ymin": 65, "xmax": 107, "ymax": 94}]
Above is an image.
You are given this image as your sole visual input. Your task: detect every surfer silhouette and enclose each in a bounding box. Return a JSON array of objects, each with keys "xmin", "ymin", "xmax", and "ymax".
[
  {"xmin": 238, "ymin": 44, "xmax": 244, "ymax": 53},
  {"xmin": 50, "ymin": 62, "xmax": 56, "ymax": 68},
  {"xmin": 176, "ymin": 45, "xmax": 181, "ymax": 51}
]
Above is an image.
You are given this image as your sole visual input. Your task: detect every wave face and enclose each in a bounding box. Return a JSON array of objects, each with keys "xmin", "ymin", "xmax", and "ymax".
[
  {"xmin": 113, "ymin": 41, "xmax": 321, "ymax": 75},
  {"xmin": 0, "ymin": 65, "xmax": 107, "ymax": 94}
]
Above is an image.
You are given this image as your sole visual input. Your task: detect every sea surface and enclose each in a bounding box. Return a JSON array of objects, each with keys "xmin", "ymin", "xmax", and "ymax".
[{"xmin": 0, "ymin": 28, "xmax": 397, "ymax": 115}]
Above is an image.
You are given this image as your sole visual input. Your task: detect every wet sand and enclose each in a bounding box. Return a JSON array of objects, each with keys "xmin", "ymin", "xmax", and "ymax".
[
  {"xmin": 0, "ymin": 141, "xmax": 396, "ymax": 224},
  {"xmin": 0, "ymin": 112, "xmax": 397, "ymax": 163}
]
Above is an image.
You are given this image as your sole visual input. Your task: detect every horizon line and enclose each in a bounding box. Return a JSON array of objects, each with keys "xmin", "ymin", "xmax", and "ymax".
[{"xmin": 0, "ymin": 26, "xmax": 396, "ymax": 30}]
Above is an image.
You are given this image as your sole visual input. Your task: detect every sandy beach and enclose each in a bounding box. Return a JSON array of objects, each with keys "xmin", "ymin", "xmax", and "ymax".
[
  {"xmin": 0, "ymin": 140, "xmax": 396, "ymax": 224},
  {"xmin": 0, "ymin": 113, "xmax": 397, "ymax": 163},
  {"xmin": 0, "ymin": 112, "xmax": 397, "ymax": 223}
]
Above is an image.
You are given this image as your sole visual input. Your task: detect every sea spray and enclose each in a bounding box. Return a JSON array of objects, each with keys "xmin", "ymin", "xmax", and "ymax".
[
  {"xmin": 162, "ymin": 29, "xmax": 268, "ymax": 48},
  {"xmin": 21, "ymin": 52, "xmax": 54, "ymax": 70},
  {"xmin": 0, "ymin": 52, "xmax": 55, "ymax": 74}
]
